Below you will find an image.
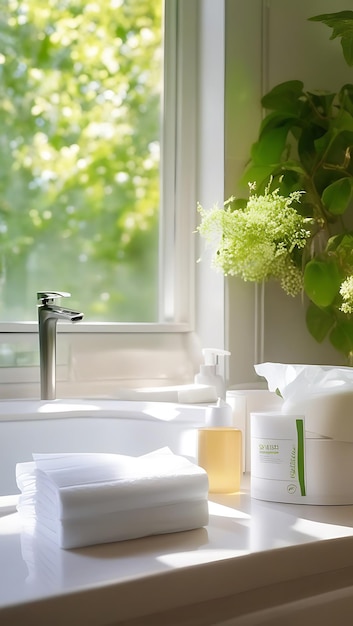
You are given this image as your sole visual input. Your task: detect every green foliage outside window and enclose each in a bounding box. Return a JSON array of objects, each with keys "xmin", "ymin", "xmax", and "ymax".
[{"xmin": 0, "ymin": 0, "xmax": 162, "ymax": 321}]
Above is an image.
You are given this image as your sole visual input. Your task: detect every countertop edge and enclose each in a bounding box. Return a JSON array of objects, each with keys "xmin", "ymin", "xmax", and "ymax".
[{"xmin": 3, "ymin": 533, "xmax": 353, "ymax": 626}]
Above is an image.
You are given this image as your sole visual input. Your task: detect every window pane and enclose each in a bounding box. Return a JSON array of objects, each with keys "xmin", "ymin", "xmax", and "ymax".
[{"xmin": 0, "ymin": 0, "xmax": 162, "ymax": 322}]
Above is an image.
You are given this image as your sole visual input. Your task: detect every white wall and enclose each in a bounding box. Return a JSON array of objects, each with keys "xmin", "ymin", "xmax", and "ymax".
[{"xmin": 225, "ymin": 0, "xmax": 353, "ymax": 385}]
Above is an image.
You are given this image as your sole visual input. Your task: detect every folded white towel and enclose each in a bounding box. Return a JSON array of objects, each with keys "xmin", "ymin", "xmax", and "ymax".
[
  {"xmin": 28, "ymin": 499, "xmax": 209, "ymax": 550},
  {"xmin": 16, "ymin": 448, "xmax": 209, "ymax": 549},
  {"xmin": 20, "ymin": 511, "xmax": 209, "ymax": 589}
]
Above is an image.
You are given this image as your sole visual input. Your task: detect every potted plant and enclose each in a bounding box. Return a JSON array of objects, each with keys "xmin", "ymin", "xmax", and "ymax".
[{"xmin": 198, "ymin": 11, "xmax": 353, "ymax": 363}]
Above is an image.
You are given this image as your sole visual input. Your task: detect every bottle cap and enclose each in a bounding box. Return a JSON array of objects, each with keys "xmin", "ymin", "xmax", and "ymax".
[{"xmin": 205, "ymin": 399, "xmax": 233, "ymax": 427}]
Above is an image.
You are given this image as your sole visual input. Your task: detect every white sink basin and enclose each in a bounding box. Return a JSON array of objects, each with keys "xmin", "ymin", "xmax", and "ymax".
[{"xmin": 0, "ymin": 399, "xmax": 206, "ymax": 495}]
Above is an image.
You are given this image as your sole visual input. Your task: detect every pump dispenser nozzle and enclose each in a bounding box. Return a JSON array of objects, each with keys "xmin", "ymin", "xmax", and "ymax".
[
  {"xmin": 194, "ymin": 348, "xmax": 231, "ymax": 400},
  {"xmin": 202, "ymin": 348, "xmax": 231, "ymax": 366}
]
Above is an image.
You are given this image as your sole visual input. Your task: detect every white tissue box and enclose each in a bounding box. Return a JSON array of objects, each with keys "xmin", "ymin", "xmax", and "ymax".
[{"xmin": 251, "ymin": 411, "xmax": 353, "ymax": 505}]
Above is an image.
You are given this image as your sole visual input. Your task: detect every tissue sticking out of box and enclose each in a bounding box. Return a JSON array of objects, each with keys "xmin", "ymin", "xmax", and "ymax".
[{"xmin": 255, "ymin": 362, "xmax": 353, "ymax": 442}]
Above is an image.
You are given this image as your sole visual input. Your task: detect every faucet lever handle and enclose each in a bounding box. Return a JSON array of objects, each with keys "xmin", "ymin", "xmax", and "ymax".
[{"xmin": 37, "ymin": 291, "xmax": 71, "ymax": 305}]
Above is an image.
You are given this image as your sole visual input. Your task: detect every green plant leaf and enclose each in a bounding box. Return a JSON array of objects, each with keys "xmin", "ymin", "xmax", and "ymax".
[
  {"xmin": 304, "ymin": 259, "xmax": 342, "ymax": 307},
  {"xmin": 342, "ymin": 37, "xmax": 353, "ymax": 67},
  {"xmin": 327, "ymin": 232, "xmax": 350, "ymax": 251},
  {"xmin": 226, "ymin": 198, "xmax": 247, "ymax": 211},
  {"xmin": 261, "ymin": 81, "xmax": 304, "ymax": 113},
  {"xmin": 313, "ymin": 131, "xmax": 333, "ymax": 155},
  {"xmin": 309, "ymin": 11, "xmax": 353, "ymax": 37},
  {"xmin": 321, "ymin": 134, "xmax": 353, "ymax": 185},
  {"xmin": 322, "ymin": 177, "xmax": 353, "ymax": 214},
  {"xmin": 277, "ymin": 160, "xmax": 306, "ymax": 175},
  {"xmin": 314, "ymin": 111, "xmax": 353, "ymax": 156},
  {"xmin": 239, "ymin": 165, "xmax": 276, "ymax": 190},
  {"xmin": 306, "ymin": 301, "xmax": 335, "ymax": 342},
  {"xmin": 259, "ymin": 111, "xmax": 299, "ymax": 136},
  {"xmin": 307, "ymin": 91, "xmax": 336, "ymax": 117},
  {"xmin": 339, "ymin": 83, "xmax": 353, "ymax": 116},
  {"xmin": 251, "ymin": 126, "xmax": 289, "ymax": 165},
  {"xmin": 333, "ymin": 109, "xmax": 353, "ymax": 132},
  {"xmin": 330, "ymin": 319, "xmax": 353, "ymax": 357},
  {"xmin": 298, "ymin": 127, "xmax": 322, "ymax": 173},
  {"xmin": 309, "ymin": 12, "xmax": 353, "ymax": 66},
  {"xmin": 326, "ymin": 232, "xmax": 353, "ymax": 271}
]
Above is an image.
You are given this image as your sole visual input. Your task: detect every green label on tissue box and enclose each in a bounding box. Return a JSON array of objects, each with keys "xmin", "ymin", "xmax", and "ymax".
[{"xmin": 296, "ymin": 418, "xmax": 306, "ymax": 496}]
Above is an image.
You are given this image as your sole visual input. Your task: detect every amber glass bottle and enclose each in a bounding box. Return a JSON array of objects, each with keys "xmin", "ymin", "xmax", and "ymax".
[{"xmin": 198, "ymin": 402, "xmax": 242, "ymax": 494}]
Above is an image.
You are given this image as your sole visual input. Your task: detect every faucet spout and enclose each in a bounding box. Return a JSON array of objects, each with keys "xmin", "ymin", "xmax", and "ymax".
[
  {"xmin": 42, "ymin": 304, "xmax": 84, "ymax": 323},
  {"xmin": 37, "ymin": 292, "xmax": 84, "ymax": 400}
]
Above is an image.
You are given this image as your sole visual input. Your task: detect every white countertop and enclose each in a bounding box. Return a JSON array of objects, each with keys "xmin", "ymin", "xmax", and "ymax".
[{"xmin": 2, "ymin": 477, "xmax": 353, "ymax": 625}]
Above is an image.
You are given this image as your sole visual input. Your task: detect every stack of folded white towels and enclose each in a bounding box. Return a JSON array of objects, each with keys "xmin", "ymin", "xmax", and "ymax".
[{"xmin": 16, "ymin": 448, "xmax": 209, "ymax": 549}]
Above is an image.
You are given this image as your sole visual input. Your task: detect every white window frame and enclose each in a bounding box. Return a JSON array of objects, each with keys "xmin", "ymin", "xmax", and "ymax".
[{"xmin": 0, "ymin": 0, "xmax": 226, "ymax": 396}]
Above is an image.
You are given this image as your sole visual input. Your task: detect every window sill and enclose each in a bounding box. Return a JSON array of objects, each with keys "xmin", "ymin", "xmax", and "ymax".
[
  {"xmin": 0, "ymin": 327, "xmax": 202, "ymax": 399},
  {"xmin": 0, "ymin": 322, "xmax": 192, "ymax": 333}
]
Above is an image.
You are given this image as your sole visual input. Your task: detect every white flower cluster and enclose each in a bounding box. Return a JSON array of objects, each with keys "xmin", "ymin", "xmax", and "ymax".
[
  {"xmin": 340, "ymin": 276, "xmax": 353, "ymax": 314},
  {"xmin": 197, "ymin": 184, "xmax": 310, "ymax": 296}
]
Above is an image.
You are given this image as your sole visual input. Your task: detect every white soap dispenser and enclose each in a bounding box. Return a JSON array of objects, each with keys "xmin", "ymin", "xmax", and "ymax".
[{"xmin": 194, "ymin": 348, "xmax": 231, "ymax": 400}]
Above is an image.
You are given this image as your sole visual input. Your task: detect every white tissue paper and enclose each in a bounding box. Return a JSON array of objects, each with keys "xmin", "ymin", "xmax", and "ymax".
[
  {"xmin": 16, "ymin": 448, "xmax": 209, "ymax": 549},
  {"xmin": 255, "ymin": 362, "xmax": 353, "ymax": 441}
]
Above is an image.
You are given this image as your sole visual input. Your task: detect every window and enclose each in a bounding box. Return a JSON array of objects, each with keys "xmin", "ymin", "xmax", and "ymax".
[
  {"xmin": 0, "ymin": 0, "xmax": 226, "ymax": 397},
  {"xmin": 0, "ymin": 0, "xmax": 164, "ymax": 323}
]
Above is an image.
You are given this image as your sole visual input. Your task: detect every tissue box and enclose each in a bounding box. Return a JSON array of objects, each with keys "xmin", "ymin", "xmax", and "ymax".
[
  {"xmin": 251, "ymin": 363, "xmax": 353, "ymax": 505},
  {"xmin": 251, "ymin": 411, "xmax": 353, "ymax": 505}
]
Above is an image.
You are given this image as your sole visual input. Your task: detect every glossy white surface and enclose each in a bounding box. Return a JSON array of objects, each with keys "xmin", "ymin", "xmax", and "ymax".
[
  {"xmin": 0, "ymin": 399, "xmax": 206, "ymax": 495},
  {"xmin": 2, "ymin": 477, "xmax": 353, "ymax": 625}
]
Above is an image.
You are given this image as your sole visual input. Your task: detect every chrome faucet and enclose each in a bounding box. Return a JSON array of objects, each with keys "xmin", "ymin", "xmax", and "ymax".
[{"xmin": 37, "ymin": 291, "xmax": 84, "ymax": 400}]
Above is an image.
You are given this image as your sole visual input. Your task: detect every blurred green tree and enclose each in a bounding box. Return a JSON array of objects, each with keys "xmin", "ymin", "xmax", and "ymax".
[{"xmin": 0, "ymin": 0, "xmax": 162, "ymax": 321}]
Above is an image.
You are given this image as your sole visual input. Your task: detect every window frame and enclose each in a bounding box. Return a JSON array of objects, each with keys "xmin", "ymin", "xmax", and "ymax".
[
  {"xmin": 0, "ymin": 0, "xmax": 227, "ymax": 395},
  {"xmin": 0, "ymin": 0, "xmax": 196, "ymax": 335}
]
